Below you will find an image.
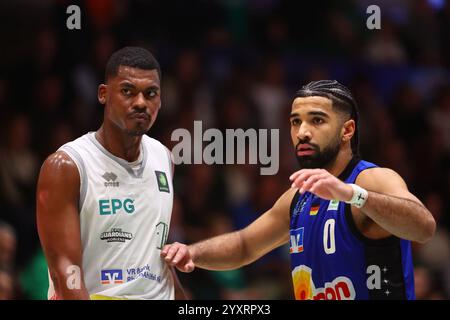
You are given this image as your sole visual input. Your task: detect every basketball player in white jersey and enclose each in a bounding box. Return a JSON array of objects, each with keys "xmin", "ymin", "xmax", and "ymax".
[{"xmin": 36, "ymin": 47, "xmax": 184, "ymax": 300}]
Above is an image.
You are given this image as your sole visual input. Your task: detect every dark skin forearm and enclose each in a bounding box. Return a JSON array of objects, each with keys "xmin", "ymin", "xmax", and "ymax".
[
  {"xmin": 54, "ymin": 279, "xmax": 90, "ymax": 300},
  {"xmin": 48, "ymin": 262, "xmax": 90, "ymax": 299},
  {"xmin": 361, "ymin": 191, "xmax": 435, "ymax": 243}
]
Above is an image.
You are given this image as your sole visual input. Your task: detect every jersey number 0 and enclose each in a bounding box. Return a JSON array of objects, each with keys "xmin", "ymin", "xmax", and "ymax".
[{"xmin": 323, "ymin": 218, "xmax": 336, "ymax": 254}]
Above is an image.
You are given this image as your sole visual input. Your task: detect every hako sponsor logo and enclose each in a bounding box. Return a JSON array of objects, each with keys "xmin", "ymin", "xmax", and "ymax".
[{"xmin": 292, "ymin": 265, "xmax": 356, "ymax": 300}]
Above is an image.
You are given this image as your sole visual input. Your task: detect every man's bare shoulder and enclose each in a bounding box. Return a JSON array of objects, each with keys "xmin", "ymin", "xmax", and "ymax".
[
  {"xmin": 356, "ymin": 167, "xmax": 407, "ymax": 193},
  {"xmin": 279, "ymin": 187, "xmax": 299, "ymax": 202},
  {"xmin": 39, "ymin": 151, "xmax": 80, "ymax": 186},
  {"xmin": 357, "ymin": 166, "xmax": 403, "ymax": 180},
  {"xmin": 272, "ymin": 187, "xmax": 299, "ymax": 214}
]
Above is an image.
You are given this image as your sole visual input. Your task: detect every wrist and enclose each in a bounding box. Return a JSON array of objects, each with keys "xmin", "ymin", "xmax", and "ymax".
[
  {"xmin": 343, "ymin": 184, "xmax": 354, "ymax": 202},
  {"xmin": 345, "ymin": 184, "xmax": 368, "ymax": 208},
  {"xmin": 187, "ymin": 244, "xmax": 197, "ymax": 263}
]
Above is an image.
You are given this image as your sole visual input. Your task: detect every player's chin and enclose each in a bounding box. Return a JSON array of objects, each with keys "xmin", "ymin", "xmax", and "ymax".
[
  {"xmin": 127, "ymin": 124, "xmax": 151, "ymax": 136},
  {"xmin": 296, "ymin": 156, "xmax": 320, "ymax": 169}
]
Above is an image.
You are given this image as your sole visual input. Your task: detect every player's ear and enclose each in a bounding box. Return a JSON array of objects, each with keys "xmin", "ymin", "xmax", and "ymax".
[
  {"xmin": 342, "ymin": 119, "xmax": 355, "ymax": 142},
  {"xmin": 98, "ymin": 84, "xmax": 107, "ymax": 105}
]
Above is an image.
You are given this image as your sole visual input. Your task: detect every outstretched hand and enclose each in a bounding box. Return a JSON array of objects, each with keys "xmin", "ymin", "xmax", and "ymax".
[
  {"xmin": 289, "ymin": 169, "xmax": 353, "ymax": 201},
  {"xmin": 161, "ymin": 242, "xmax": 195, "ymax": 273}
]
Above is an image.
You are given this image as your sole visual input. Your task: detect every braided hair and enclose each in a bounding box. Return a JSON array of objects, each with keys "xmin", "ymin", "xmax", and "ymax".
[{"xmin": 294, "ymin": 80, "xmax": 360, "ymax": 157}]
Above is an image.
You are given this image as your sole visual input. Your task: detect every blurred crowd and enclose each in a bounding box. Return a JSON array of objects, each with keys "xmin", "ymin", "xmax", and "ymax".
[{"xmin": 0, "ymin": 0, "xmax": 449, "ymax": 300}]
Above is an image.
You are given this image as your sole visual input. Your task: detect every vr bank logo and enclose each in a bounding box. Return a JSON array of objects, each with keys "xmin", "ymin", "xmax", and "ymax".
[
  {"xmin": 290, "ymin": 227, "xmax": 304, "ymax": 253},
  {"xmin": 101, "ymin": 269, "xmax": 123, "ymax": 284}
]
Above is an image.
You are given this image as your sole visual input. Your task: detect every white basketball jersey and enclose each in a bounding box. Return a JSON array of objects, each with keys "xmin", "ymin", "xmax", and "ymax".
[{"xmin": 48, "ymin": 132, "xmax": 175, "ymax": 300}]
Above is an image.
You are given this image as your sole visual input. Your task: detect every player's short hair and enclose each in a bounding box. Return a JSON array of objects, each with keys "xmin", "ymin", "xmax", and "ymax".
[
  {"xmin": 294, "ymin": 80, "xmax": 360, "ymax": 156},
  {"xmin": 105, "ymin": 47, "xmax": 161, "ymax": 82}
]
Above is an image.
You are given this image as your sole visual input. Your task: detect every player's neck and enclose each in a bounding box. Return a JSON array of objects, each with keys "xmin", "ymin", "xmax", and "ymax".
[
  {"xmin": 95, "ymin": 125, "xmax": 142, "ymax": 162},
  {"xmin": 325, "ymin": 147, "xmax": 353, "ymax": 178}
]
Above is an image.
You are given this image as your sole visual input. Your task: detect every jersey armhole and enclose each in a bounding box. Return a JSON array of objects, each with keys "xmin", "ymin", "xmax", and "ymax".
[
  {"xmin": 164, "ymin": 146, "xmax": 175, "ymax": 180},
  {"xmin": 58, "ymin": 146, "xmax": 87, "ymax": 212},
  {"xmin": 289, "ymin": 190, "xmax": 301, "ymax": 218},
  {"xmin": 343, "ymin": 203, "xmax": 399, "ymax": 246},
  {"xmin": 344, "ymin": 166, "xmax": 399, "ymax": 247}
]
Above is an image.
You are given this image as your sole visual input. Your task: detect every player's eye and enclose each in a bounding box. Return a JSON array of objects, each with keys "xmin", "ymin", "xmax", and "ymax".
[
  {"xmin": 121, "ymin": 88, "xmax": 132, "ymax": 96},
  {"xmin": 313, "ymin": 117, "xmax": 324, "ymax": 125},
  {"xmin": 291, "ymin": 118, "xmax": 300, "ymax": 126},
  {"xmin": 146, "ymin": 90, "xmax": 157, "ymax": 98}
]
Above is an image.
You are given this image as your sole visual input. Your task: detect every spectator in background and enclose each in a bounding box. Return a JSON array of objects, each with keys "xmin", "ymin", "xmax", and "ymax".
[
  {"xmin": 440, "ymin": 1, "xmax": 450, "ymax": 68},
  {"xmin": 0, "ymin": 221, "xmax": 16, "ymax": 300},
  {"xmin": 414, "ymin": 266, "xmax": 434, "ymax": 300},
  {"xmin": 162, "ymin": 49, "xmax": 215, "ymax": 128},
  {"xmin": 177, "ymin": 164, "xmax": 226, "ymax": 243},
  {"xmin": 414, "ymin": 192, "xmax": 450, "ymax": 294},
  {"xmin": 0, "ymin": 268, "xmax": 14, "ymax": 300},
  {"xmin": 414, "ymin": 265, "xmax": 447, "ymax": 300},
  {"xmin": 405, "ymin": 0, "xmax": 443, "ymax": 66},
  {"xmin": 429, "ymin": 85, "xmax": 450, "ymax": 153},
  {"xmin": 31, "ymin": 74, "xmax": 67, "ymax": 159},
  {"xmin": 251, "ymin": 57, "xmax": 289, "ymax": 129},
  {"xmin": 0, "ymin": 116, "xmax": 38, "ymax": 214},
  {"xmin": 390, "ymin": 84, "xmax": 429, "ymax": 147},
  {"xmin": 72, "ymin": 32, "xmax": 117, "ymax": 126},
  {"xmin": 0, "ymin": 221, "xmax": 17, "ymax": 270},
  {"xmin": 0, "ymin": 115, "xmax": 38, "ymax": 267},
  {"xmin": 32, "ymin": 27, "xmax": 61, "ymax": 75},
  {"xmin": 364, "ymin": 19, "xmax": 407, "ymax": 65},
  {"xmin": 0, "ymin": 78, "xmax": 8, "ymax": 111}
]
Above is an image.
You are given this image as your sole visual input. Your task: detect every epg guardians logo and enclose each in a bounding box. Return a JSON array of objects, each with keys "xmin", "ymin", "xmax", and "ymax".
[{"xmin": 292, "ymin": 265, "xmax": 356, "ymax": 300}]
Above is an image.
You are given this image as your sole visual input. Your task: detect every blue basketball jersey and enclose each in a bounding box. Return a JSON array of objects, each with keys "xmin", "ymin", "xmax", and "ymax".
[{"xmin": 289, "ymin": 157, "xmax": 415, "ymax": 300}]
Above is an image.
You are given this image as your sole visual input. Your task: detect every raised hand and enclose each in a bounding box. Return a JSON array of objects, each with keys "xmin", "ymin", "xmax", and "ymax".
[{"xmin": 289, "ymin": 169, "xmax": 353, "ymax": 201}]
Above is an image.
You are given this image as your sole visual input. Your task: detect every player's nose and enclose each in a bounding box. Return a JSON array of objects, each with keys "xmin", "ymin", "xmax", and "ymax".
[
  {"xmin": 297, "ymin": 123, "xmax": 312, "ymax": 141},
  {"xmin": 132, "ymin": 92, "xmax": 147, "ymax": 109}
]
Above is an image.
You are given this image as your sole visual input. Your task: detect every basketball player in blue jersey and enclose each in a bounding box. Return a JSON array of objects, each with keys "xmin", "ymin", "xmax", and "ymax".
[
  {"xmin": 162, "ymin": 80, "xmax": 436, "ymax": 300},
  {"xmin": 37, "ymin": 47, "xmax": 185, "ymax": 300}
]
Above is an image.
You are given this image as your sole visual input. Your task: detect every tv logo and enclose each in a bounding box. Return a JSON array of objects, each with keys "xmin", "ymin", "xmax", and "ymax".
[{"xmin": 101, "ymin": 269, "xmax": 123, "ymax": 284}]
